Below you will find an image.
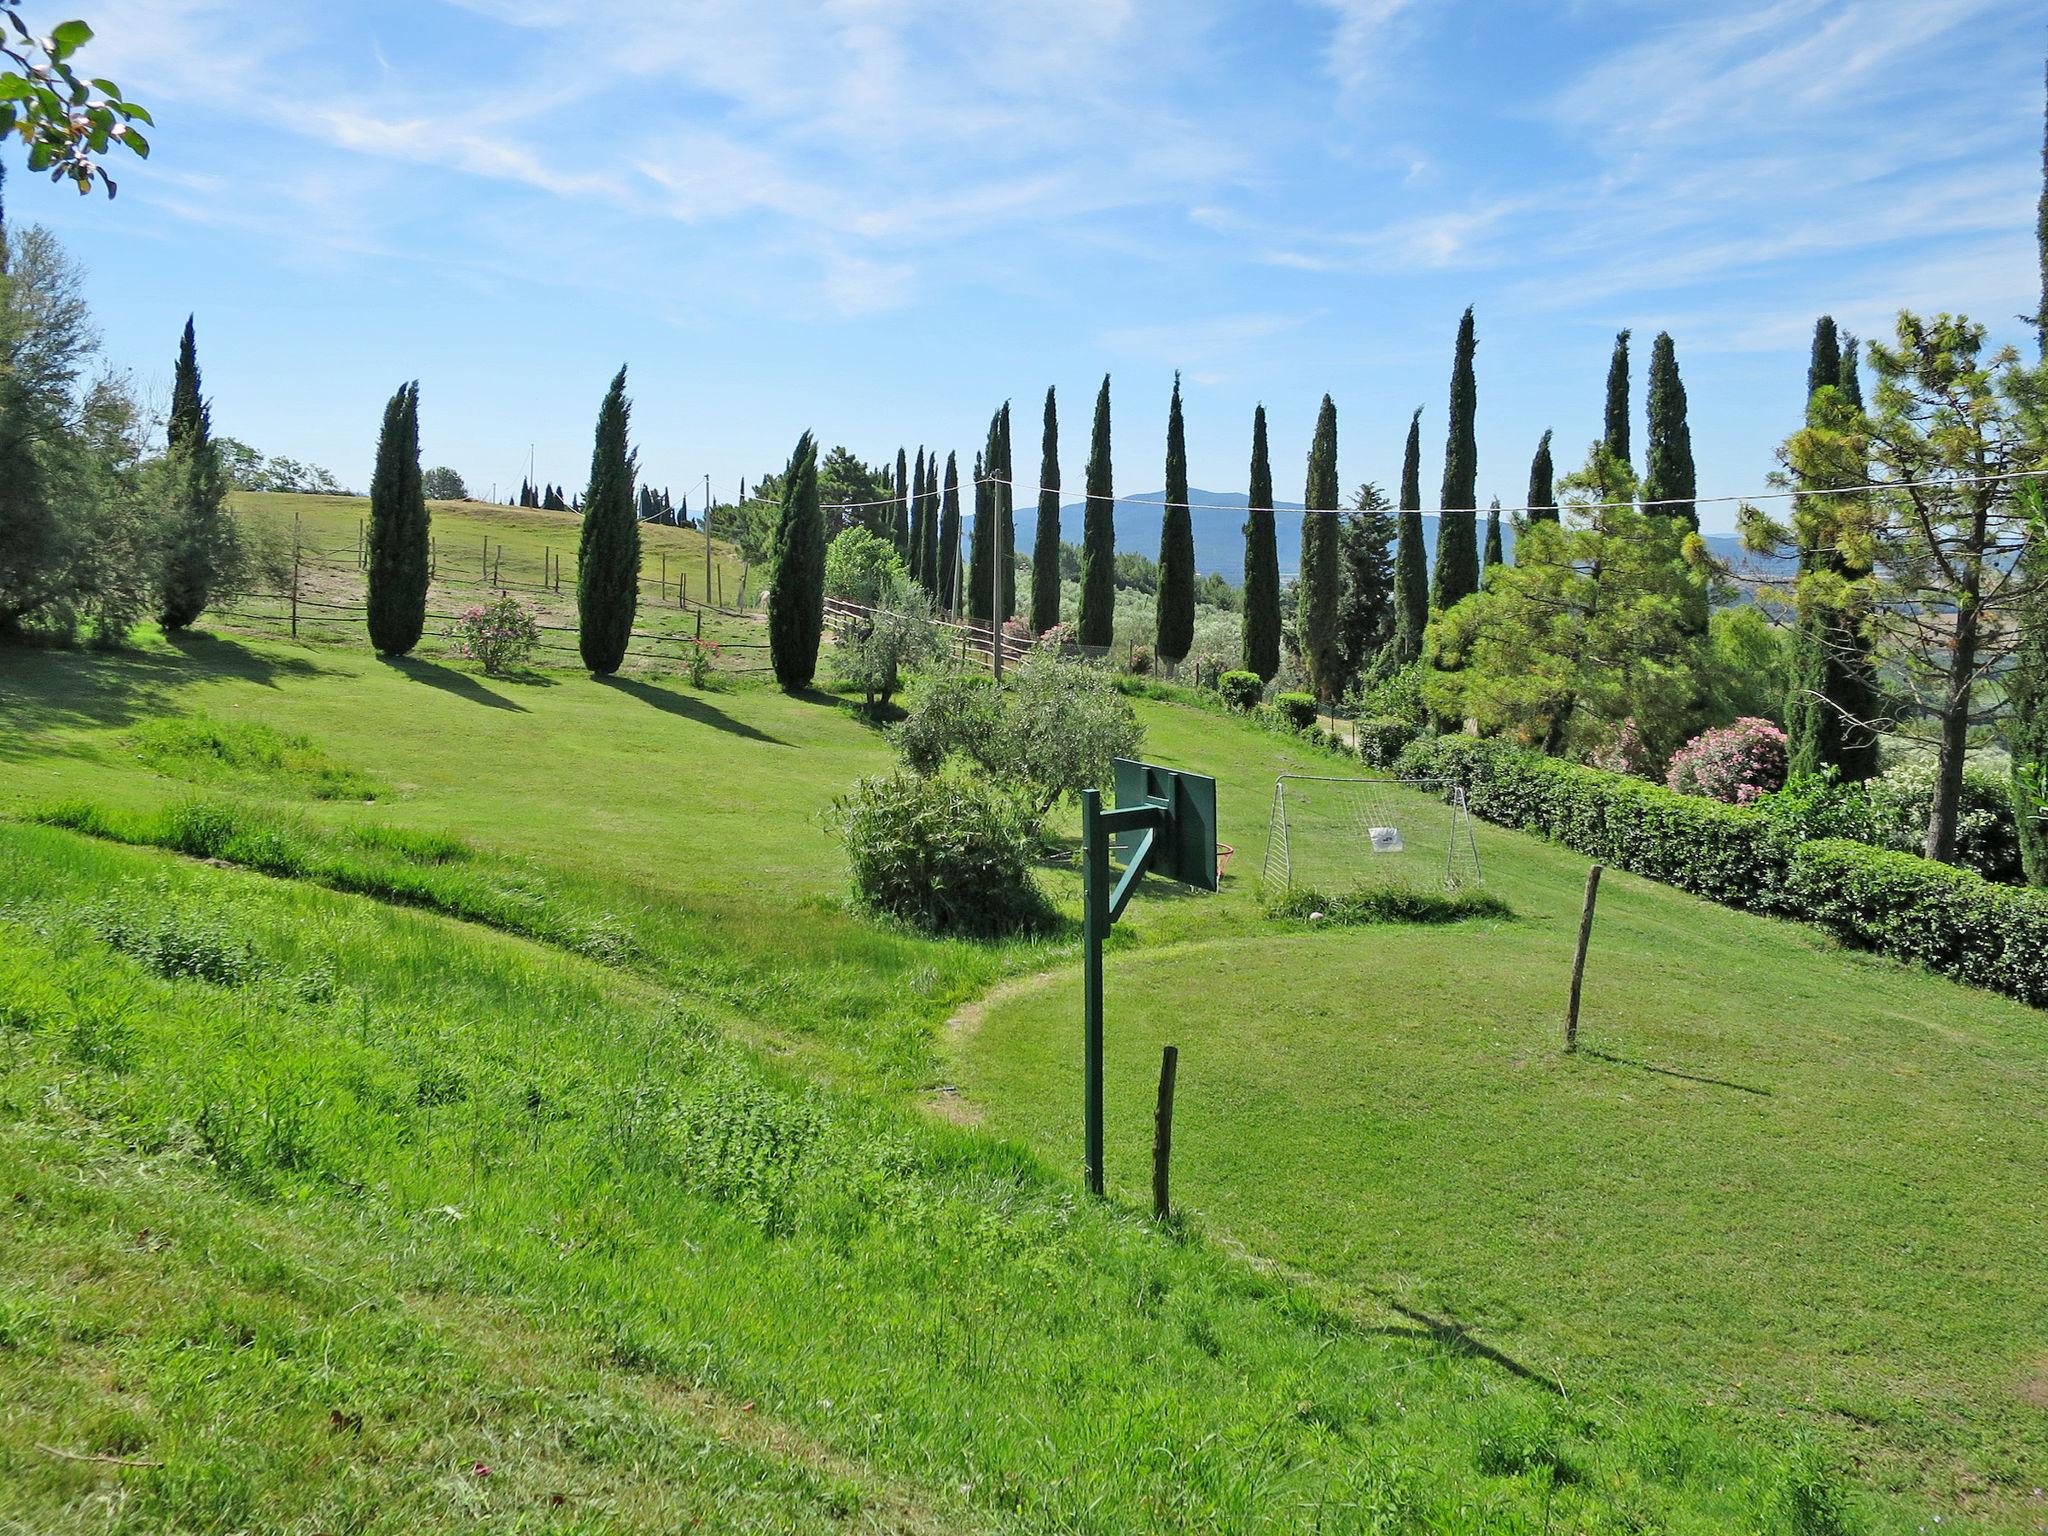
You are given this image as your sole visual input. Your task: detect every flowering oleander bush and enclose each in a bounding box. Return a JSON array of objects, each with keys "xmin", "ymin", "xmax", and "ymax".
[
  {"xmin": 1586, "ymin": 718, "xmax": 1659, "ymax": 779},
  {"xmin": 1665, "ymin": 718, "xmax": 1787, "ymax": 804},
  {"xmin": 449, "ymin": 596, "xmax": 539, "ymax": 676}
]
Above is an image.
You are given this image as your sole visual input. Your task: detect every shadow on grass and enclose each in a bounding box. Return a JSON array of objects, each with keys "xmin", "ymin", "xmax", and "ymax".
[
  {"xmin": 0, "ymin": 629, "xmax": 339, "ymax": 756},
  {"xmin": 379, "ymin": 655, "xmax": 528, "ymax": 712},
  {"xmin": 595, "ymin": 675, "xmax": 788, "ymax": 745},
  {"xmin": 1375, "ymin": 1302, "xmax": 1564, "ymax": 1395},
  {"xmin": 1577, "ymin": 1047, "xmax": 1772, "ymax": 1098}
]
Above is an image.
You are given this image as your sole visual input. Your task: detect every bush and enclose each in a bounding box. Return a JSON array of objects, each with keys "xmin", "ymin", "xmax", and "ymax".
[
  {"xmin": 1274, "ymin": 692, "xmax": 1319, "ymax": 731},
  {"xmin": 1355, "ymin": 717, "xmax": 1419, "ymax": 771},
  {"xmin": 823, "ymin": 526, "xmax": 906, "ymax": 607},
  {"xmin": 1754, "ymin": 763, "xmax": 2023, "ymax": 885},
  {"xmin": 1665, "ymin": 718, "xmax": 1788, "ymax": 804},
  {"xmin": 833, "ymin": 575, "xmax": 943, "ymax": 710},
  {"xmin": 1127, "ymin": 643, "xmax": 1153, "ymax": 676},
  {"xmin": 835, "ymin": 773, "xmax": 1055, "ymax": 938},
  {"xmin": 1219, "ymin": 670, "xmax": 1264, "ymax": 712},
  {"xmin": 448, "ymin": 596, "xmax": 539, "ymax": 676},
  {"xmin": 1268, "ymin": 885, "xmax": 1510, "ymax": 926},
  {"xmin": 893, "ymin": 671, "xmax": 1004, "ymax": 777},
  {"xmin": 1395, "ymin": 733, "xmax": 2048, "ymax": 1007}
]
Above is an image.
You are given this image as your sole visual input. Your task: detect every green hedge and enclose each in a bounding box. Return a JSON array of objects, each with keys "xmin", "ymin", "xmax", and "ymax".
[{"xmin": 1396, "ymin": 735, "xmax": 2048, "ymax": 1008}]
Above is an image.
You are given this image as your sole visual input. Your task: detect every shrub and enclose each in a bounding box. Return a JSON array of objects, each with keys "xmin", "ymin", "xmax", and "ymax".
[
  {"xmin": 1268, "ymin": 885, "xmax": 1509, "ymax": 926},
  {"xmin": 833, "ymin": 575, "xmax": 943, "ymax": 710},
  {"xmin": 893, "ymin": 671, "xmax": 1005, "ymax": 778},
  {"xmin": 449, "ymin": 596, "xmax": 540, "ymax": 676},
  {"xmin": 684, "ymin": 637, "xmax": 719, "ymax": 688},
  {"xmin": 1219, "ymin": 670, "xmax": 1263, "ymax": 712},
  {"xmin": 1274, "ymin": 692, "xmax": 1319, "ymax": 731},
  {"xmin": 1395, "ymin": 733, "xmax": 2048, "ymax": 1007},
  {"xmin": 1349, "ymin": 660, "xmax": 1429, "ymax": 728},
  {"xmin": 1355, "ymin": 717, "xmax": 1419, "ymax": 771},
  {"xmin": 1864, "ymin": 762, "xmax": 2021, "ymax": 884},
  {"xmin": 835, "ymin": 773, "xmax": 1055, "ymax": 938},
  {"xmin": 1127, "ymin": 643, "xmax": 1153, "ymax": 676},
  {"xmin": 1665, "ymin": 718, "xmax": 1788, "ymax": 804},
  {"xmin": 1585, "ymin": 717, "xmax": 1659, "ymax": 779},
  {"xmin": 823, "ymin": 525, "xmax": 906, "ymax": 607}
]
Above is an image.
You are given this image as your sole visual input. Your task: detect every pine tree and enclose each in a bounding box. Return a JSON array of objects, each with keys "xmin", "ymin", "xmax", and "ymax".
[
  {"xmin": 967, "ymin": 445, "xmax": 994, "ymax": 624},
  {"xmin": 575, "ymin": 367, "xmax": 639, "ymax": 675},
  {"xmin": 1155, "ymin": 373, "xmax": 1195, "ymax": 661},
  {"xmin": 1642, "ymin": 331, "xmax": 1698, "ymax": 531},
  {"xmin": 1077, "ymin": 374, "xmax": 1115, "ymax": 648},
  {"xmin": 937, "ymin": 451, "xmax": 961, "ymax": 613},
  {"xmin": 1389, "ymin": 407, "xmax": 1428, "ymax": 664},
  {"xmin": 1602, "ymin": 328, "xmax": 1632, "ymax": 468},
  {"xmin": 1525, "ymin": 429, "xmax": 1556, "ymax": 528},
  {"xmin": 1807, "ymin": 316, "xmax": 1841, "ymax": 401},
  {"xmin": 1483, "ymin": 497, "xmax": 1504, "ymax": 569},
  {"xmin": 1431, "ymin": 308, "xmax": 1480, "ymax": 610},
  {"xmin": 1031, "ymin": 386, "xmax": 1062, "ymax": 633},
  {"xmin": 365, "ymin": 381, "xmax": 430, "ymax": 656},
  {"xmin": 768, "ymin": 431, "xmax": 824, "ymax": 690},
  {"xmin": 1298, "ymin": 395, "xmax": 1343, "ymax": 705},
  {"xmin": 157, "ymin": 316, "xmax": 233, "ymax": 630},
  {"xmin": 1241, "ymin": 404, "xmax": 1281, "ymax": 681},
  {"xmin": 1338, "ymin": 481, "xmax": 1395, "ymax": 689}
]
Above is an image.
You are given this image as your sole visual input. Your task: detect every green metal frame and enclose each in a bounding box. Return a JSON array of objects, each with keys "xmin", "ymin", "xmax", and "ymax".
[{"xmin": 1079, "ymin": 758, "xmax": 1218, "ymax": 1196}]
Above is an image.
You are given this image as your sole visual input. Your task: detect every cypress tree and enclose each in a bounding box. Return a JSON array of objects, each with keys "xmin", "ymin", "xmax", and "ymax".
[
  {"xmin": 1482, "ymin": 497, "xmax": 1504, "ymax": 569},
  {"xmin": 893, "ymin": 448, "xmax": 910, "ymax": 561},
  {"xmin": 1806, "ymin": 316, "xmax": 1841, "ymax": 402},
  {"xmin": 1077, "ymin": 374, "xmax": 1115, "ymax": 648},
  {"xmin": 967, "ymin": 445, "xmax": 994, "ymax": 624},
  {"xmin": 1838, "ymin": 334, "xmax": 1864, "ymax": 411},
  {"xmin": 908, "ymin": 446, "xmax": 926, "ymax": 587},
  {"xmin": 2039, "ymin": 49, "xmax": 2047, "ymax": 359},
  {"xmin": 1390, "ymin": 408, "xmax": 1428, "ymax": 664},
  {"xmin": 158, "ymin": 316, "xmax": 232, "ymax": 630},
  {"xmin": 1031, "ymin": 386, "xmax": 1062, "ymax": 633},
  {"xmin": 1241, "ymin": 404, "xmax": 1281, "ymax": 681},
  {"xmin": 995, "ymin": 402, "xmax": 1016, "ymax": 621},
  {"xmin": 1156, "ymin": 372, "xmax": 1195, "ymax": 661},
  {"xmin": 767, "ymin": 431, "xmax": 824, "ymax": 690},
  {"xmin": 1526, "ymin": 429, "xmax": 1556, "ymax": 527},
  {"xmin": 1642, "ymin": 331, "xmax": 1698, "ymax": 530},
  {"xmin": 919, "ymin": 454, "xmax": 940, "ymax": 593},
  {"xmin": 1431, "ymin": 307, "xmax": 1480, "ymax": 610},
  {"xmin": 937, "ymin": 451, "xmax": 961, "ymax": 613},
  {"xmin": 2013, "ymin": 546, "xmax": 2048, "ymax": 887},
  {"xmin": 366, "ymin": 381, "xmax": 430, "ymax": 656},
  {"xmin": 1602, "ymin": 328, "xmax": 1632, "ymax": 468},
  {"xmin": 575, "ymin": 366, "xmax": 639, "ymax": 675},
  {"xmin": 1298, "ymin": 394, "xmax": 1343, "ymax": 705},
  {"xmin": 366, "ymin": 387, "xmax": 430, "ymax": 659}
]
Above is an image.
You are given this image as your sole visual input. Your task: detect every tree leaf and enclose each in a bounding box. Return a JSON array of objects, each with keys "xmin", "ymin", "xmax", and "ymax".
[{"xmin": 50, "ymin": 20, "xmax": 93, "ymax": 60}]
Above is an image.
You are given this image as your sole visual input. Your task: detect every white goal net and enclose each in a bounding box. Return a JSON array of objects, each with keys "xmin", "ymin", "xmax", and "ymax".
[{"xmin": 1261, "ymin": 774, "xmax": 1482, "ymax": 894}]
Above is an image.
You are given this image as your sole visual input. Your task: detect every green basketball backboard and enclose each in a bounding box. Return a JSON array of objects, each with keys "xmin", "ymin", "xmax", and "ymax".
[{"xmin": 1112, "ymin": 757, "xmax": 1219, "ymax": 893}]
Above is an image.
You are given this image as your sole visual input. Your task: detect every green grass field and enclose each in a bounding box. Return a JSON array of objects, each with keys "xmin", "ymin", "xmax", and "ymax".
[{"xmin": 2, "ymin": 593, "xmax": 2044, "ymax": 1533}]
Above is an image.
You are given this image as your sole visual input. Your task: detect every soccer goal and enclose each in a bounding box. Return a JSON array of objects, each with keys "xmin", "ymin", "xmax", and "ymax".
[{"xmin": 1260, "ymin": 774, "xmax": 1481, "ymax": 894}]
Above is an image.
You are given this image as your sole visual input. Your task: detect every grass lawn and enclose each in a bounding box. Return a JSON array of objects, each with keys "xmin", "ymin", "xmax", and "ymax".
[{"xmin": 2, "ymin": 611, "xmax": 2044, "ymax": 1532}]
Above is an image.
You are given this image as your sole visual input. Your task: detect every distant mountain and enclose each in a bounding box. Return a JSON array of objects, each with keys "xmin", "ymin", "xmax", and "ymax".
[{"xmin": 972, "ymin": 489, "xmax": 1793, "ymax": 586}]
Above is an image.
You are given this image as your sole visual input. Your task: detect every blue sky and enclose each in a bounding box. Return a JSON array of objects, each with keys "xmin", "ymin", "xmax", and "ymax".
[{"xmin": 24, "ymin": 0, "xmax": 2044, "ymax": 533}]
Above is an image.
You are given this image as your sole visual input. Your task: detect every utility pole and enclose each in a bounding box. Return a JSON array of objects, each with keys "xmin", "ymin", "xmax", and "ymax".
[{"xmin": 704, "ymin": 474, "xmax": 714, "ymax": 610}]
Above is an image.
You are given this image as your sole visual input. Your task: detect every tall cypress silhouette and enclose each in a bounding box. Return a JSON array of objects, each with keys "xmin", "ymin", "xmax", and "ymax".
[
  {"xmin": 893, "ymin": 448, "xmax": 910, "ymax": 560},
  {"xmin": 1483, "ymin": 498, "xmax": 1504, "ymax": 569},
  {"xmin": 1241, "ymin": 404, "xmax": 1281, "ymax": 681},
  {"xmin": 1806, "ymin": 316, "xmax": 1841, "ymax": 401},
  {"xmin": 158, "ymin": 316, "xmax": 231, "ymax": 630},
  {"xmin": 937, "ymin": 451, "xmax": 961, "ymax": 613},
  {"xmin": 995, "ymin": 402, "xmax": 1016, "ymax": 621},
  {"xmin": 967, "ymin": 444, "xmax": 994, "ymax": 624},
  {"xmin": 576, "ymin": 366, "xmax": 639, "ymax": 675},
  {"xmin": 920, "ymin": 453, "xmax": 942, "ymax": 592},
  {"xmin": 1155, "ymin": 373, "xmax": 1195, "ymax": 661},
  {"xmin": 1525, "ymin": 429, "xmax": 1556, "ymax": 530},
  {"xmin": 1077, "ymin": 375, "xmax": 1115, "ymax": 648},
  {"xmin": 1602, "ymin": 329, "xmax": 1632, "ymax": 469},
  {"xmin": 366, "ymin": 381, "xmax": 429, "ymax": 656},
  {"xmin": 1298, "ymin": 395, "xmax": 1343, "ymax": 705},
  {"xmin": 1431, "ymin": 308, "xmax": 1480, "ymax": 610},
  {"xmin": 1642, "ymin": 332, "xmax": 1698, "ymax": 531},
  {"xmin": 1390, "ymin": 407, "xmax": 1428, "ymax": 663},
  {"xmin": 1838, "ymin": 334, "xmax": 1864, "ymax": 411},
  {"xmin": 908, "ymin": 446, "xmax": 926, "ymax": 586},
  {"xmin": 1030, "ymin": 387, "xmax": 1062, "ymax": 632},
  {"xmin": 768, "ymin": 432, "xmax": 824, "ymax": 690}
]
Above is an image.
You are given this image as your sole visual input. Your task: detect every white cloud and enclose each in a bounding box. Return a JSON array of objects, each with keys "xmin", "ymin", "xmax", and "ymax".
[{"xmin": 1307, "ymin": 0, "xmax": 1420, "ymax": 97}]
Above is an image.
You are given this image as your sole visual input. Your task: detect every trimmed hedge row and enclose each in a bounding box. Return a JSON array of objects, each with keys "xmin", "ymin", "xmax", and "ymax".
[{"xmin": 1396, "ymin": 735, "xmax": 2048, "ymax": 1009}]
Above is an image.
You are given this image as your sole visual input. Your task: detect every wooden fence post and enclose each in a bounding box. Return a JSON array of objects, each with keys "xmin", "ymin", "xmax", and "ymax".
[
  {"xmin": 1152, "ymin": 1044, "xmax": 1179, "ymax": 1221},
  {"xmin": 1566, "ymin": 865, "xmax": 1603, "ymax": 1052},
  {"xmin": 289, "ymin": 514, "xmax": 301, "ymax": 637}
]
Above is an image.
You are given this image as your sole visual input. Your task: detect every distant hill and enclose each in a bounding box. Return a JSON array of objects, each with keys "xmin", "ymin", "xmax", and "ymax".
[{"xmin": 974, "ymin": 490, "xmax": 1792, "ymax": 585}]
